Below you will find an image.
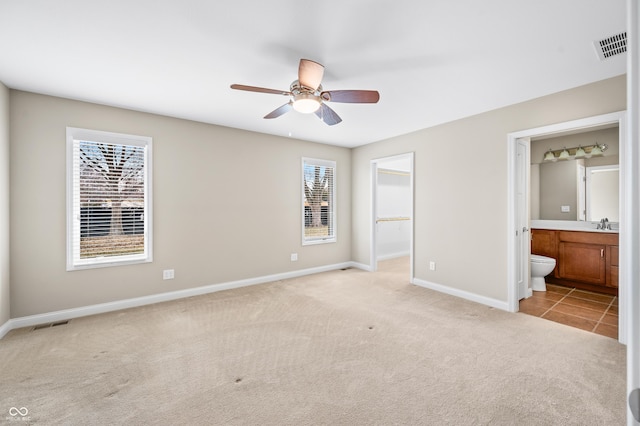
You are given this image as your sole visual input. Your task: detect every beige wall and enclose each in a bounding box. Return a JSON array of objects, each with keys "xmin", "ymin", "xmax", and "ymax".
[
  {"xmin": 530, "ymin": 127, "xmax": 619, "ymax": 165},
  {"xmin": 531, "ymin": 127, "xmax": 620, "ymax": 221},
  {"xmin": 352, "ymin": 75, "xmax": 626, "ymax": 302},
  {"xmin": 5, "ymin": 75, "xmax": 627, "ymax": 318},
  {"xmin": 539, "ymin": 160, "xmax": 581, "ymax": 220},
  {"xmin": 10, "ymin": 91, "xmax": 351, "ymax": 317},
  {"xmin": 0, "ymin": 82, "xmax": 9, "ymax": 325}
]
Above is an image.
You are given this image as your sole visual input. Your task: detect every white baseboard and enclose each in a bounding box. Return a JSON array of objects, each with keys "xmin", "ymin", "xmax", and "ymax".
[
  {"xmin": 412, "ymin": 277, "xmax": 510, "ymax": 311},
  {"xmin": 0, "ymin": 318, "xmax": 12, "ymax": 339},
  {"xmin": 349, "ymin": 261, "xmax": 373, "ymax": 272},
  {"xmin": 376, "ymin": 251, "xmax": 410, "ymax": 261},
  {"xmin": 2, "ymin": 261, "xmax": 357, "ymax": 338},
  {"xmin": 2, "ymin": 263, "xmax": 510, "ymax": 339}
]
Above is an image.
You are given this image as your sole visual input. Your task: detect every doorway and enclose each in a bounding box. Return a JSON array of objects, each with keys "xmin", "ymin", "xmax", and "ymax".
[
  {"xmin": 370, "ymin": 153, "xmax": 414, "ymax": 279},
  {"xmin": 506, "ymin": 111, "xmax": 627, "ymax": 344}
]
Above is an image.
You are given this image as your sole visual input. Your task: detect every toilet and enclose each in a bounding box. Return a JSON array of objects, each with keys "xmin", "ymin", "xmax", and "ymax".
[{"xmin": 530, "ymin": 254, "xmax": 556, "ymax": 292}]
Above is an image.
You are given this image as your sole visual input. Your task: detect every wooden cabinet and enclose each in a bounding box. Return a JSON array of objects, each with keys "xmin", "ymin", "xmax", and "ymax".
[
  {"xmin": 558, "ymin": 241, "xmax": 606, "ymax": 284},
  {"xmin": 531, "ymin": 229, "xmax": 557, "ymax": 259},
  {"xmin": 531, "ymin": 228, "xmax": 618, "ymax": 294},
  {"xmin": 531, "ymin": 229, "xmax": 558, "ymax": 276},
  {"xmin": 608, "ymin": 245, "xmax": 619, "ymax": 288}
]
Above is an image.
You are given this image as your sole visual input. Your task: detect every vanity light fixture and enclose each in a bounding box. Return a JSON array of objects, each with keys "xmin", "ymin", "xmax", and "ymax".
[
  {"xmin": 542, "ymin": 143, "xmax": 608, "ymax": 162},
  {"xmin": 590, "ymin": 144, "xmax": 603, "ymax": 156},
  {"xmin": 543, "ymin": 149, "xmax": 556, "ymax": 162},
  {"xmin": 558, "ymin": 148, "xmax": 570, "ymax": 161}
]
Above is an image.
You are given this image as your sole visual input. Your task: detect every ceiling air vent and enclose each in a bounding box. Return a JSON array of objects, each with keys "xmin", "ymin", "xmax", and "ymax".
[{"xmin": 593, "ymin": 32, "xmax": 627, "ymax": 60}]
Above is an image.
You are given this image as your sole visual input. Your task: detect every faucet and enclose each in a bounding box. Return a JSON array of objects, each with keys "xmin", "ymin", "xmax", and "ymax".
[{"xmin": 597, "ymin": 218, "xmax": 611, "ymax": 230}]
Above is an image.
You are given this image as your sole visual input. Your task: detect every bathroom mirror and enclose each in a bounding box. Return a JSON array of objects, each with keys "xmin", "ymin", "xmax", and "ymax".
[
  {"xmin": 530, "ymin": 126, "xmax": 619, "ymax": 221},
  {"xmin": 586, "ymin": 165, "xmax": 619, "ymax": 221}
]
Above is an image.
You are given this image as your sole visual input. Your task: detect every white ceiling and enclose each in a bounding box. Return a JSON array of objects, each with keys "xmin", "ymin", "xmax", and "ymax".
[{"xmin": 0, "ymin": 0, "xmax": 627, "ymax": 148}]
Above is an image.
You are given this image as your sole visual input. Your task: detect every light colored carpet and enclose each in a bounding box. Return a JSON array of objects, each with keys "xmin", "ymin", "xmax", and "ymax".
[{"xmin": 0, "ymin": 258, "xmax": 626, "ymax": 425}]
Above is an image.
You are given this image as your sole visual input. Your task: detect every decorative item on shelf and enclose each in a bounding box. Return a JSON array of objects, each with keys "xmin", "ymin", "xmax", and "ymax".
[{"xmin": 542, "ymin": 143, "xmax": 608, "ymax": 162}]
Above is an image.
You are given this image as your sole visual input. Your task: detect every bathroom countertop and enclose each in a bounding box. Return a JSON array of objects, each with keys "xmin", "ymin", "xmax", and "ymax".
[{"xmin": 530, "ymin": 220, "xmax": 619, "ymax": 233}]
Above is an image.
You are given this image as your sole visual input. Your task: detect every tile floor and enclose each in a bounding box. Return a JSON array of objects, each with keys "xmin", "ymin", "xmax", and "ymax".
[{"xmin": 519, "ymin": 284, "xmax": 618, "ymax": 339}]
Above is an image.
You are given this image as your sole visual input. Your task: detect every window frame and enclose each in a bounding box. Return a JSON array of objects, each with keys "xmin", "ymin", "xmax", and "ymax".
[
  {"xmin": 66, "ymin": 127, "xmax": 153, "ymax": 270},
  {"xmin": 302, "ymin": 157, "xmax": 337, "ymax": 245}
]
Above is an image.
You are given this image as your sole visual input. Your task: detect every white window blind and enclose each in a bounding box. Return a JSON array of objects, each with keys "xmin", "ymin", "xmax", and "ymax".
[
  {"xmin": 67, "ymin": 128, "xmax": 152, "ymax": 270},
  {"xmin": 302, "ymin": 158, "xmax": 336, "ymax": 244}
]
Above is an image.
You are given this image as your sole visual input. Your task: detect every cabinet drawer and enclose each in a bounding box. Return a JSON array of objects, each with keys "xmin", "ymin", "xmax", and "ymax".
[{"xmin": 557, "ymin": 231, "xmax": 618, "ymax": 246}]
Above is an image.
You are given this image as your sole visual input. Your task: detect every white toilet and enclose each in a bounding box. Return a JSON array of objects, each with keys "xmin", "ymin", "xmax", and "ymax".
[{"xmin": 531, "ymin": 254, "xmax": 556, "ymax": 292}]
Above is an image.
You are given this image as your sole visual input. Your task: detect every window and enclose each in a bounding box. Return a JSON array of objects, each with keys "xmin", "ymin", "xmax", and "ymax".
[
  {"xmin": 66, "ymin": 128, "xmax": 152, "ymax": 270},
  {"xmin": 302, "ymin": 158, "xmax": 336, "ymax": 245}
]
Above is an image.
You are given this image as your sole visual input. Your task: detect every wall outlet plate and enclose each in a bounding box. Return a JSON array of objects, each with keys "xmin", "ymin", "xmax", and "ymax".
[
  {"xmin": 561, "ymin": 205, "xmax": 571, "ymax": 212},
  {"xmin": 429, "ymin": 261, "xmax": 436, "ymax": 271},
  {"xmin": 163, "ymin": 269, "xmax": 175, "ymax": 280},
  {"xmin": 291, "ymin": 253, "xmax": 298, "ymax": 262}
]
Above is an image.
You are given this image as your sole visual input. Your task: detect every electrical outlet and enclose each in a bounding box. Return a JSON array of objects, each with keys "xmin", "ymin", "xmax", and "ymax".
[
  {"xmin": 163, "ymin": 269, "xmax": 175, "ymax": 280},
  {"xmin": 290, "ymin": 253, "xmax": 298, "ymax": 262},
  {"xmin": 429, "ymin": 261, "xmax": 436, "ymax": 271}
]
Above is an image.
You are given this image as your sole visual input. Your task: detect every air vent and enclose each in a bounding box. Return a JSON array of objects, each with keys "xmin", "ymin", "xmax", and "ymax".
[
  {"xmin": 32, "ymin": 320, "xmax": 69, "ymax": 331},
  {"xmin": 593, "ymin": 32, "xmax": 627, "ymax": 60}
]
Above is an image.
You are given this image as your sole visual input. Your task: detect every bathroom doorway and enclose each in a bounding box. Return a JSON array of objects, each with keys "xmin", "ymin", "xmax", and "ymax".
[
  {"xmin": 506, "ymin": 111, "xmax": 627, "ymax": 344},
  {"xmin": 370, "ymin": 153, "xmax": 414, "ymax": 279}
]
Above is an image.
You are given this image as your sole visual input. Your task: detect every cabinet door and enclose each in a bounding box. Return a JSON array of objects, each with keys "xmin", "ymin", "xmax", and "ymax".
[
  {"xmin": 609, "ymin": 266, "xmax": 619, "ymax": 288},
  {"xmin": 531, "ymin": 229, "xmax": 557, "ymax": 258},
  {"xmin": 607, "ymin": 246, "xmax": 619, "ymax": 288},
  {"xmin": 558, "ymin": 242, "xmax": 606, "ymax": 285}
]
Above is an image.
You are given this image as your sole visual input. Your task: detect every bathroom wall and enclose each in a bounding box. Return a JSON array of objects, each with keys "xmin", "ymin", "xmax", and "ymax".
[
  {"xmin": 539, "ymin": 160, "xmax": 581, "ymax": 220},
  {"xmin": 532, "ymin": 126, "xmax": 620, "ymax": 221},
  {"xmin": 530, "ymin": 127, "xmax": 619, "ymax": 165}
]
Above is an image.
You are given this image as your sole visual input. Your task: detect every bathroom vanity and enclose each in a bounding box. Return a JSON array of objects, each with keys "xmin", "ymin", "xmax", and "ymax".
[{"xmin": 531, "ymin": 224, "xmax": 618, "ymax": 295}]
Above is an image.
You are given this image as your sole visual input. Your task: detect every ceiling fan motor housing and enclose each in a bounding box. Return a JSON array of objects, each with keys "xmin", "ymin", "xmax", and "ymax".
[{"xmin": 290, "ymin": 80, "xmax": 322, "ymax": 113}]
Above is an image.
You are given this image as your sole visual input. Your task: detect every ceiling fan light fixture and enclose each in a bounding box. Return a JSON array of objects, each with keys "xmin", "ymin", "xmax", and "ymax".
[{"xmin": 292, "ymin": 94, "xmax": 320, "ymax": 113}]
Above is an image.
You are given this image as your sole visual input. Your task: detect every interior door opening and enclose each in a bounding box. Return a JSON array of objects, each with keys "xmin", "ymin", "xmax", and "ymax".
[
  {"xmin": 370, "ymin": 153, "xmax": 414, "ymax": 280},
  {"xmin": 507, "ymin": 111, "xmax": 627, "ymax": 345}
]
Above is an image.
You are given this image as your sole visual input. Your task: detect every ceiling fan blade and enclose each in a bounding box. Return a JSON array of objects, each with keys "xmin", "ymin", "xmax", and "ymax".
[
  {"xmin": 230, "ymin": 84, "xmax": 291, "ymax": 96},
  {"xmin": 298, "ymin": 59, "xmax": 324, "ymax": 90},
  {"xmin": 264, "ymin": 102, "xmax": 293, "ymax": 119},
  {"xmin": 314, "ymin": 103, "xmax": 342, "ymax": 126},
  {"xmin": 321, "ymin": 90, "xmax": 380, "ymax": 103}
]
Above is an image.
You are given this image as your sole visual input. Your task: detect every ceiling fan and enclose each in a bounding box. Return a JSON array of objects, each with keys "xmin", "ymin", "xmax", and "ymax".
[{"xmin": 230, "ymin": 59, "xmax": 380, "ymax": 126}]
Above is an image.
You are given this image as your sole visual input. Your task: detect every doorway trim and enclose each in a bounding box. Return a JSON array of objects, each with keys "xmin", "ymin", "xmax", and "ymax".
[
  {"xmin": 506, "ymin": 110, "xmax": 627, "ymax": 344},
  {"xmin": 370, "ymin": 152, "xmax": 414, "ymax": 280}
]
